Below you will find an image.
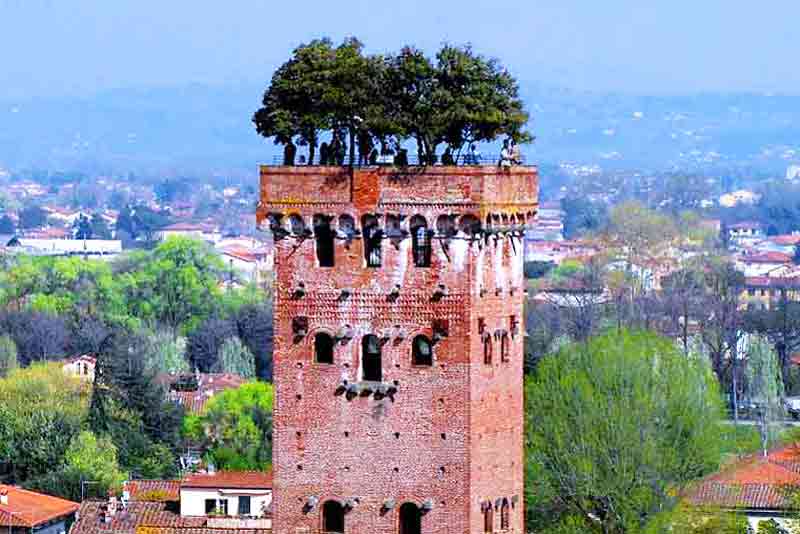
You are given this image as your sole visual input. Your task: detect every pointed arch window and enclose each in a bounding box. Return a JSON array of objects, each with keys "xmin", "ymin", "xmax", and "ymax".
[
  {"xmin": 362, "ymin": 214, "xmax": 382, "ymax": 268},
  {"xmin": 483, "ymin": 334, "xmax": 493, "ymax": 365},
  {"xmin": 483, "ymin": 504, "xmax": 494, "ymax": 533},
  {"xmin": 322, "ymin": 500, "xmax": 345, "ymax": 533},
  {"xmin": 362, "ymin": 335, "xmax": 382, "ymax": 382},
  {"xmin": 313, "ymin": 214, "xmax": 335, "ymax": 267},
  {"xmin": 500, "ymin": 499, "xmax": 510, "ymax": 530},
  {"xmin": 314, "ymin": 332, "xmax": 335, "ymax": 364},
  {"xmin": 410, "ymin": 215, "xmax": 431, "ymax": 267}
]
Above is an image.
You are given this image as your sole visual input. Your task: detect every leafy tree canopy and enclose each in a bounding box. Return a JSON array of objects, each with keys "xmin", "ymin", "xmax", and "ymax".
[
  {"xmin": 525, "ymin": 330, "xmax": 724, "ymax": 534},
  {"xmin": 254, "ymin": 38, "xmax": 531, "ymax": 161}
]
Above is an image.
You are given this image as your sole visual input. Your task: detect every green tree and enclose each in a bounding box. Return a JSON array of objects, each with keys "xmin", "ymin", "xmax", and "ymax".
[
  {"xmin": 18, "ymin": 205, "xmax": 47, "ymax": 229},
  {"xmin": 64, "ymin": 431, "xmax": 127, "ymax": 499},
  {"xmin": 525, "ymin": 330, "xmax": 724, "ymax": 534},
  {"xmin": 216, "ymin": 337, "xmax": 256, "ymax": 378},
  {"xmin": 0, "ymin": 334, "xmax": 18, "ymax": 377},
  {"xmin": 745, "ymin": 335, "xmax": 785, "ymax": 456},
  {"xmin": 0, "ymin": 363, "xmax": 89, "ymax": 484},
  {"xmin": 183, "ymin": 381, "xmax": 273, "ymax": 470}
]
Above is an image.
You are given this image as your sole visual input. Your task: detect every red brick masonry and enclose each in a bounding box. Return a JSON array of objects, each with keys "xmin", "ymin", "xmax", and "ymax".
[{"xmin": 258, "ymin": 166, "xmax": 538, "ymax": 534}]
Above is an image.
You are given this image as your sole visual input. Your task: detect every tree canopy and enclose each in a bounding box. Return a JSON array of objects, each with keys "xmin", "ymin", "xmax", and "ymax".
[
  {"xmin": 254, "ymin": 38, "xmax": 531, "ymax": 162},
  {"xmin": 525, "ymin": 330, "xmax": 724, "ymax": 534}
]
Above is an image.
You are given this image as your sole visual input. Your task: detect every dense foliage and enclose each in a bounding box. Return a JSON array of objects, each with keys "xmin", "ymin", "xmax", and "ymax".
[
  {"xmin": 525, "ymin": 330, "xmax": 724, "ymax": 534},
  {"xmin": 253, "ymin": 38, "xmax": 531, "ymax": 162},
  {"xmin": 183, "ymin": 381, "xmax": 273, "ymax": 470}
]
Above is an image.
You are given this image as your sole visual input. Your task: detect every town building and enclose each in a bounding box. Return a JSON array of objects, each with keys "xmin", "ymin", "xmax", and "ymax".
[
  {"xmin": 180, "ymin": 470, "xmax": 272, "ymax": 521},
  {"xmin": 61, "ymin": 354, "xmax": 96, "ymax": 382},
  {"xmin": 258, "ymin": 165, "xmax": 538, "ymax": 534},
  {"xmin": 684, "ymin": 443, "xmax": 800, "ymax": 531},
  {"xmin": 0, "ymin": 484, "xmax": 79, "ymax": 534},
  {"xmin": 3, "ymin": 238, "xmax": 122, "ymax": 258}
]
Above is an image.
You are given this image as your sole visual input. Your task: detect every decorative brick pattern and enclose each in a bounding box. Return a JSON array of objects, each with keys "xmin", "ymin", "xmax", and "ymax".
[{"xmin": 258, "ymin": 166, "xmax": 538, "ymax": 534}]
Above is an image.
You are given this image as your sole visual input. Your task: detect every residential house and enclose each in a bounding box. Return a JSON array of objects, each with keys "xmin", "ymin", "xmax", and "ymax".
[
  {"xmin": 757, "ymin": 234, "xmax": 800, "ymax": 256},
  {"xmin": 158, "ymin": 223, "xmax": 221, "ymax": 244},
  {"xmin": 218, "ymin": 245, "xmax": 273, "ymax": 285},
  {"xmin": 158, "ymin": 373, "xmax": 247, "ymax": 415},
  {"xmin": 719, "ymin": 190, "xmax": 761, "ymax": 208},
  {"xmin": 524, "ymin": 240, "xmax": 599, "ymax": 265},
  {"xmin": 61, "ymin": 355, "xmax": 96, "ymax": 382},
  {"xmin": 0, "ymin": 485, "xmax": 79, "ymax": 534},
  {"xmin": 684, "ymin": 443, "xmax": 800, "ymax": 531},
  {"xmin": 735, "ymin": 251, "xmax": 793, "ymax": 277},
  {"xmin": 5, "ymin": 239, "xmax": 122, "ymax": 258},
  {"xmin": 180, "ymin": 471, "xmax": 272, "ymax": 522},
  {"xmin": 727, "ymin": 222, "xmax": 766, "ymax": 249},
  {"xmin": 741, "ymin": 277, "xmax": 800, "ymax": 311}
]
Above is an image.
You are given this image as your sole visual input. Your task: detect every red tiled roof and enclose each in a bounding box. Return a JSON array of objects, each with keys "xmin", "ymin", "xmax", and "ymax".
[
  {"xmin": 70, "ymin": 501, "xmax": 203, "ymax": 534},
  {"xmin": 160, "ymin": 373, "xmax": 247, "ymax": 415},
  {"xmin": 181, "ymin": 471, "xmax": 272, "ymax": 490},
  {"xmin": 140, "ymin": 528, "xmax": 270, "ymax": 533},
  {"xmin": 739, "ymin": 252, "xmax": 792, "ymax": 264},
  {"xmin": 729, "ymin": 221, "xmax": 764, "ymax": 230},
  {"xmin": 124, "ymin": 480, "xmax": 181, "ymax": 502},
  {"xmin": 684, "ymin": 443, "xmax": 800, "ymax": 510},
  {"xmin": 220, "ymin": 246, "xmax": 258, "ymax": 263},
  {"xmin": 0, "ymin": 484, "xmax": 79, "ymax": 528},
  {"xmin": 770, "ymin": 235, "xmax": 800, "ymax": 246}
]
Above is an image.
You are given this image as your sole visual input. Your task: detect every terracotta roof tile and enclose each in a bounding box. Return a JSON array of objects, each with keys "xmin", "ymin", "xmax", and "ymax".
[
  {"xmin": 0, "ymin": 485, "xmax": 79, "ymax": 528},
  {"xmin": 180, "ymin": 471, "xmax": 272, "ymax": 490},
  {"xmin": 125, "ymin": 480, "xmax": 181, "ymax": 502}
]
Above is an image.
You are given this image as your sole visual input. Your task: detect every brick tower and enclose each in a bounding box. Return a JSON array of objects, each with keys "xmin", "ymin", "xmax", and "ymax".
[{"xmin": 257, "ymin": 164, "xmax": 538, "ymax": 534}]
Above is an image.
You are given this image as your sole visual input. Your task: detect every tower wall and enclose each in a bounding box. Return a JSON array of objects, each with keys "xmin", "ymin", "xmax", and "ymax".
[{"xmin": 258, "ymin": 166, "xmax": 538, "ymax": 534}]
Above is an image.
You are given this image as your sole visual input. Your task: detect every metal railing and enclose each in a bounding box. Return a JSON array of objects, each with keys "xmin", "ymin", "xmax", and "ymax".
[{"xmin": 270, "ymin": 152, "xmax": 526, "ymax": 167}]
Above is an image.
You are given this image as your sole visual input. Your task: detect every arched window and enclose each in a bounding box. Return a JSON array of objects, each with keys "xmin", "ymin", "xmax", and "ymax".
[
  {"xmin": 412, "ymin": 335, "xmax": 433, "ymax": 366},
  {"xmin": 483, "ymin": 335, "xmax": 492, "ymax": 365},
  {"xmin": 362, "ymin": 214, "xmax": 382, "ymax": 268},
  {"xmin": 435, "ymin": 215, "xmax": 456, "ymax": 239},
  {"xmin": 399, "ymin": 502, "xmax": 421, "ymax": 534},
  {"xmin": 362, "ymin": 335, "xmax": 382, "ymax": 382},
  {"xmin": 315, "ymin": 332, "xmax": 335, "ymax": 364},
  {"xmin": 500, "ymin": 499, "xmax": 510, "ymax": 530},
  {"xmin": 322, "ymin": 500, "xmax": 345, "ymax": 533},
  {"xmin": 483, "ymin": 504, "xmax": 494, "ymax": 533},
  {"xmin": 313, "ymin": 214, "xmax": 335, "ymax": 267},
  {"xmin": 410, "ymin": 215, "xmax": 431, "ymax": 267}
]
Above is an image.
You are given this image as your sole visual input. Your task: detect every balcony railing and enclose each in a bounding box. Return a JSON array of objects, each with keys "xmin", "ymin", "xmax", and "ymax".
[{"xmin": 269, "ymin": 152, "xmax": 527, "ymax": 167}]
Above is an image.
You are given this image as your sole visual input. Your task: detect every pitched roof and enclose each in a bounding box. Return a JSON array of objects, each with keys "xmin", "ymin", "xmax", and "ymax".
[
  {"xmin": 70, "ymin": 501, "xmax": 204, "ymax": 534},
  {"xmin": 0, "ymin": 484, "xmax": 79, "ymax": 527},
  {"xmin": 159, "ymin": 373, "xmax": 247, "ymax": 415},
  {"xmin": 137, "ymin": 528, "xmax": 270, "ymax": 534},
  {"xmin": 124, "ymin": 480, "xmax": 181, "ymax": 502},
  {"xmin": 684, "ymin": 443, "xmax": 800, "ymax": 511},
  {"xmin": 739, "ymin": 251, "xmax": 793, "ymax": 264},
  {"xmin": 180, "ymin": 471, "xmax": 272, "ymax": 490},
  {"xmin": 728, "ymin": 221, "xmax": 764, "ymax": 230}
]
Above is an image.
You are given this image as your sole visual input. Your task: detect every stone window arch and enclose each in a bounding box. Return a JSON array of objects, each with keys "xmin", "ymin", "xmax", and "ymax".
[
  {"xmin": 362, "ymin": 334, "xmax": 382, "ymax": 382},
  {"xmin": 398, "ymin": 502, "xmax": 421, "ymax": 534},
  {"xmin": 313, "ymin": 214, "xmax": 335, "ymax": 267},
  {"xmin": 500, "ymin": 498, "xmax": 510, "ymax": 530},
  {"xmin": 322, "ymin": 500, "xmax": 345, "ymax": 533},
  {"xmin": 362, "ymin": 214, "xmax": 382, "ymax": 268},
  {"xmin": 410, "ymin": 215, "xmax": 431, "ymax": 267},
  {"xmin": 315, "ymin": 332, "xmax": 335, "ymax": 364},
  {"xmin": 412, "ymin": 335, "xmax": 433, "ymax": 366}
]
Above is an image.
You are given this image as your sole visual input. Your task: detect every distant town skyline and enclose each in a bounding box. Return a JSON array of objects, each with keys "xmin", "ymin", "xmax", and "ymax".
[{"xmin": 2, "ymin": 0, "xmax": 800, "ymax": 99}]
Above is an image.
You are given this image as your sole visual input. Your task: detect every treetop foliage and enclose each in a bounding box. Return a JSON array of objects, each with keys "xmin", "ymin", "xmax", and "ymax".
[{"xmin": 254, "ymin": 37, "xmax": 531, "ymax": 161}]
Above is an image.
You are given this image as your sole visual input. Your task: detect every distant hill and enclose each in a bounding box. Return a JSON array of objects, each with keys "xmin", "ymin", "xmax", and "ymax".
[{"xmin": 1, "ymin": 82, "xmax": 798, "ymax": 177}]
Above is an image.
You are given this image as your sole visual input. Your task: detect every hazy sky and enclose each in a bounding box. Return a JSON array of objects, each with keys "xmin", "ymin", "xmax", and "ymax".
[{"xmin": 2, "ymin": 0, "xmax": 800, "ymax": 99}]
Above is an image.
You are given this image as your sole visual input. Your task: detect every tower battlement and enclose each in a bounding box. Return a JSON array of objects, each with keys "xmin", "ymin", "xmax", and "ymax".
[{"xmin": 261, "ymin": 165, "xmax": 538, "ymax": 534}]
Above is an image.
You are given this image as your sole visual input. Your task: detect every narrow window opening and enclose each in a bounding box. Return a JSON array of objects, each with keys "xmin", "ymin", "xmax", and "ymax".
[
  {"xmin": 315, "ymin": 332, "xmax": 335, "ymax": 364},
  {"xmin": 362, "ymin": 214, "xmax": 382, "ymax": 268},
  {"xmin": 410, "ymin": 215, "xmax": 431, "ymax": 267},
  {"xmin": 412, "ymin": 335, "xmax": 433, "ymax": 366},
  {"xmin": 399, "ymin": 502, "xmax": 422, "ymax": 534},
  {"xmin": 500, "ymin": 333, "xmax": 509, "ymax": 362},
  {"xmin": 500, "ymin": 499, "xmax": 510, "ymax": 530},
  {"xmin": 313, "ymin": 214, "xmax": 335, "ymax": 267},
  {"xmin": 362, "ymin": 334, "xmax": 382, "ymax": 381},
  {"xmin": 483, "ymin": 505, "xmax": 494, "ymax": 533},
  {"xmin": 483, "ymin": 335, "xmax": 493, "ymax": 365},
  {"xmin": 289, "ymin": 214, "xmax": 307, "ymax": 236},
  {"xmin": 323, "ymin": 501, "xmax": 345, "ymax": 533},
  {"xmin": 238, "ymin": 496, "xmax": 251, "ymax": 516},
  {"xmin": 478, "ymin": 318, "xmax": 485, "ymax": 335}
]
